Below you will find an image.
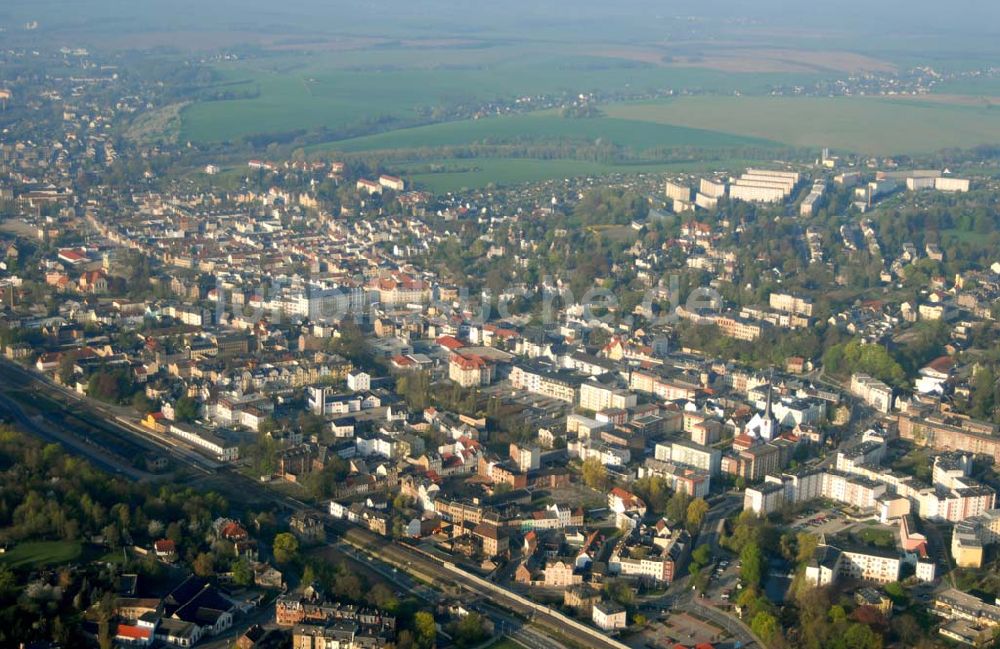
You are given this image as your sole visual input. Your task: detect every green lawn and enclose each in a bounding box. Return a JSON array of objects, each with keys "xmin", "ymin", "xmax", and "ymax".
[
  {"xmin": 603, "ymin": 96, "xmax": 1000, "ymax": 155},
  {"xmin": 855, "ymin": 527, "xmax": 896, "ymax": 549},
  {"xmin": 0, "ymin": 541, "xmax": 83, "ymax": 569}
]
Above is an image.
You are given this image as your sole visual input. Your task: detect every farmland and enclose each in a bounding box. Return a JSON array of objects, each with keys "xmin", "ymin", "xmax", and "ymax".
[
  {"xmin": 173, "ymin": 39, "xmax": 1000, "ymax": 192},
  {"xmin": 322, "ymin": 112, "xmax": 776, "ymax": 154},
  {"xmin": 178, "ymin": 50, "xmax": 814, "ymax": 143},
  {"xmin": 604, "ymin": 96, "xmax": 1000, "ymax": 155}
]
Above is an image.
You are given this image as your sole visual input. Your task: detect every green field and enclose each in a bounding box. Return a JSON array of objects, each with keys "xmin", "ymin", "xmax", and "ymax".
[
  {"xmin": 0, "ymin": 541, "xmax": 83, "ymax": 569},
  {"xmin": 931, "ymin": 77, "xmax": 1000, "ymax": 96},
  {"xmin": 321, "ymin": 111, "xmax": 776, "ymax": 154},
  {"xmin": 604, "ymin": 96, "xmax": 1000, "ymax": 154},
  {"xmin": 179, "ymin": 52, "xmax": 814, "ymax": 143},
  {"xmin": 175, "ymin": 47, "xmax": 1000, "ymax": 193}
]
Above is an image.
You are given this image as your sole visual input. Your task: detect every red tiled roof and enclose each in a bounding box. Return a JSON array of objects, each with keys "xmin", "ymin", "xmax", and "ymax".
[
  {"xmin": 451, "ymin": 353, "xmax": 486, "ymax": 370},
  {"xmin": 436, "ymin": 335, "xmax": 465, "ymax": 350},
  {"xmin": 116, "ymin": 624, "xmax": 152, "ymax": 640},
  {"xmin": 154, "ymin": 539, "xmax": 175, "ymax": 553}
]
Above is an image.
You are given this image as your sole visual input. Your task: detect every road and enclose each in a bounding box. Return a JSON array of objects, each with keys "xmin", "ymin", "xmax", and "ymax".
[{"xmin": 639, "ymin": 493, "xmax": 760, "ymax": 649}]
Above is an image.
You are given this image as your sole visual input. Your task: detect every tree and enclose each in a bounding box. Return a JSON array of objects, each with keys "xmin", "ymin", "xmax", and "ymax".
[
  {"xmin": 174, "ymin": 396, "xmax": 199, "ymax": 423},
  {"xmin": 414, "ymin": 611, "xmax": 436, "ymax": 649},
  {"xmin": 736, "ymin": 587, "xmax": 760, "ymax": 610},
  {"xmin": 131, "ymin": 391, "xmax": 155, "ymax": 415},
  {"xmin": 666, "ymin": 491, "xmax": 693, "ymax": 523},
  {"xmin": 883, "ymin": 581, "xmax": 908, "ymax": 606},
  {"xmin": 298, "ymin": 412, "xmax": 326, "ymax": 438},
  {"xmin": 842, "ymin": 622, "xmax": 883, "ymax": 649},
  {"xmin": 795, "ymin": 532, "xmax": 819, "ymax": 566},
  {"xmin": 740, "ymin": 541, "xmax": 764, "ymax": 589},
  {"xmin": 829, "ymin": 604, "xmax": 848, "ymax": 624},
  {"xmin": 686, "ymin": 498, "xmax": 709, "ymax": 532},
  {"xmin": 691, "ymin": 544, "xmax": 711, "ymax": 567},
  {"xmin": 603, "ymin": 578, "xmax": 635, "ymax": 607},
  {"xmin": 232, "ymin": 558, "xmax": 254, "ymax": 586},
  {"xmin": 581, "ymin": 457, "xmax": 608, "ymax": 490},
  {"xmin": 273, "ymin": 532, "xmax": 299, "ymax": 564},
  {"xmin": 193, "ymin": 552, "xmax": 215, "ymax": 577},
  {"xmin": 88, "ymin": 369, "xmax": 134, "ymax": 404},
  {"xmin": 750, "ymin": 611, "xmax": 780, "ymax": 642},
  {"xmin": 369, "ymin": 582, "xmax": 399, "ymax": 612},
  {"xmin": 451, "ymin": 612, "xmax": 487, "ymax": 648}
]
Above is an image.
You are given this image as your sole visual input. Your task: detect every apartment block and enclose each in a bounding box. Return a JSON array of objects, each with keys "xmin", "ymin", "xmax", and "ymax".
[{"xmin": 850, "ymin": 373, "xmax": 894, "ymax": 414}]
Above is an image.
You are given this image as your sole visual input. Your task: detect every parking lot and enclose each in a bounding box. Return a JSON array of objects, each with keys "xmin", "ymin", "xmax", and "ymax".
[
  {"xmin": 788, "ymin": 509, "xmax": 857, "ymax": 537},
  {"xmin": 633, "ymin": 611, "xmax": 730, "ymax": 648},
  {"xmin": 703, "ymin": 557, "xmax": 741, "ymax": 603}
]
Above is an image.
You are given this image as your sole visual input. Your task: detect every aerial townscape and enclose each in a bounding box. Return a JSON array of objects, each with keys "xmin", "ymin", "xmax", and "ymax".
[{"xmin": 2, "ymin": 2, "xmax": 1000, "ymax": 649}]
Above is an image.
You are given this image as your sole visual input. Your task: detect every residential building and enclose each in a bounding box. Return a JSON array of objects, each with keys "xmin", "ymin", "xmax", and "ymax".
[
  {"xmin": 850, "ymin": 373, "xmax": 894, "ymax": 414},
  {"xmin": 592, "ymin": 601, "xmax": 627, "ymax": 631}
]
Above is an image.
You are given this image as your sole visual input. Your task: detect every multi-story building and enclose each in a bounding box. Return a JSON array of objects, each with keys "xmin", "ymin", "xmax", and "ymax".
[
  {"xmin": 510, "ymin": 364, "xmax": 581, "ymax": 403},
  {"xmin": 769, "ymin": 292, "xmax": 815, "ymax": 317},
  {"xmin": 628, "ymin": 370, "xmax": 700, "ymax": 402},
  {"xmin": 935, "ymin": 177, "xmax": 971, "ymax": 193},
  {"xmin": 592, "ymin": 601, "xmax": 627, "ymax": 631},
  {"xmin": 746, "ymin": 467, "xmax": 886, "ymax": 515},
  {"xmin": 543, "ymin": 560, "xmax": 582, "ymax": 588},
  {"xmin": 804, "ymin": 544, "xmax": 900, "ymax": 586},
  {"xmin": 665, "ymin": 180, "xmax": 692, "ymax": 202},
  {"xmin": 656, "ymin": 439, "xmax": 721, "ymax": 476},
  {"xmin": 638, "ymin": 459, "xmax": 710, "ymax": 498},
  {"xmin": 378, "ymin": 175, "xmax": 405, "ymax": 192},
  {"xmin": 799, "ymin": 182, "xmax": 826, "ymax": 216},
  {"xmin": 449, "ymin": 353, "xmax": 494, "ymax": 387},
  {"xmin": 744, "ymin": 480, "xmax": 785, "ymax": 514},
  {"xmin": 739, "ymin": 443, "xmax": 781, "ymax": 482},
  {"xmin": 579, "ymin": 381, "xmax": 637, "ymax": 413},
  {"xmin": 292, "ymin": 622, "xmax": 392, "ymax": 649},
  {"xmin": 898, "ymin": 412, "xmax": 1000, "ymax": 464},
  {"xmin": 952, "ymin": 510, "xmax": 1000, "ymax": 568},
  {"xmin": 714, "ymin": 315, "xmax": 764, "ymax": 341},
  {"xmin": 509, "ymin": 443, "xmax": 541, "ymax": 472},
  {"xmin": 699, "ymin": 178, "xmax": 727, "ymax": 199},
  {"xmin": 934, "ymin": 588, "xmax": 1000, "ymax": 647},
  {"xmin": 850, "ymin": 374, "xmax": 894, "ymax": 414}
]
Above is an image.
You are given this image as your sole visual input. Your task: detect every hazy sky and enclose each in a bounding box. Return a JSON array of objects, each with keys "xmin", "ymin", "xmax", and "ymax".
[{"xmin": 2, "ymin": 0, "xmax": 999, "ymax": 56}]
